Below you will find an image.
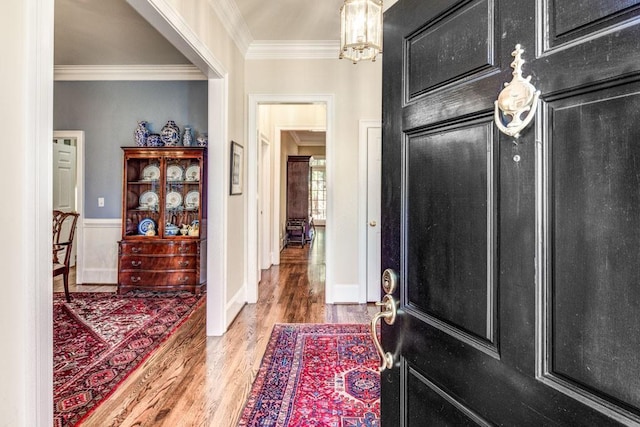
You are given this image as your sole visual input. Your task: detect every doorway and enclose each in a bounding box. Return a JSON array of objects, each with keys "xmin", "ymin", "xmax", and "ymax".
[
  {"xmin": 247, "ymin": 95, "xmax": 335, "ymax": 304},
  {"xmin": 53, "ymin": 130, "xmax": 84, "ymax": 281}
]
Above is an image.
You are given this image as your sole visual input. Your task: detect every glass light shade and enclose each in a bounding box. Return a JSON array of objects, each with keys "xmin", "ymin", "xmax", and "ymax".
[{"xmin": 339, "ymin": 0, "xmax": 383, "ymax": 63}]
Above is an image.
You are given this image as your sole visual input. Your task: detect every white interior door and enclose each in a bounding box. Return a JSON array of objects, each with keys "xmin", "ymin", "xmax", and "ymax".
[
  {"xmin": 259, "ymin": 134, "xmax": 271, "ymax": 270},
  {"xmin": 53, "ymin": 138, "xmax": 77, "ymax": 266},
  {"xmin": 366, "ymin": 126, "xmax": 382, "ymax": 301}
]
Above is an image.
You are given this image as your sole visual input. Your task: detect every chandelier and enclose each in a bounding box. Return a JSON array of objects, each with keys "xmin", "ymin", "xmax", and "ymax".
[{"xmin": 339, "ymin": 0, "xmax": 383, "ymax": 63}]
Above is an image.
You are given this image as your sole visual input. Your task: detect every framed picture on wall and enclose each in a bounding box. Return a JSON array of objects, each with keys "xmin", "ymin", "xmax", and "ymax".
[{"xmin": 230, "ymin": 141, "xmax": 244, "ymax": 195}]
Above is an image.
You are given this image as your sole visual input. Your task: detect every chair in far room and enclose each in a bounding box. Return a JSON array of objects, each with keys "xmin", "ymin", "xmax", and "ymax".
[{"xmin": 53, "ymin": 210, "xmax": 80, "ymax": 302}]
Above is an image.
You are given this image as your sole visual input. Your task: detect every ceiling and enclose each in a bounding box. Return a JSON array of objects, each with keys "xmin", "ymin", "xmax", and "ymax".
[
  {"xmin": 54, "ymin": 0, "xmax": 397, "ymax": 65},
  {"xmin": 54, "ymin": 0, "xmax": 190, "ymax": 65},
  {"xmin": 54, "ymin": 0, "xmax": 396, "ymax": 147},
  {"xmin": 234, "ymin": 0, "xmax": 344, "ymax": 41},
  {"xmin": 286, "ymin": 130, "xmax": 327, "ymax": 147}
]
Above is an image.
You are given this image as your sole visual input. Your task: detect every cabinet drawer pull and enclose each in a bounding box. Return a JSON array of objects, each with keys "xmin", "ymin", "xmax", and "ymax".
[
  {"xmin": 178, "ymin": 276, "xmax": 189, "ymax": 283},
  {"xmin": 131, "ymin": 276, "xmax": 141, "ymax": 283},
  {"xmin": 131, "ymin": 260, "xmax": 142, "ymax": 267},
  {"xmin": 178, "ymin": 246, "xmax": 189, "ymax": 253},
  {"xmin": 178, "ymin": 261, "xmax": 190, "ymax": 267},
  {"xmin": 131, "ymin": 247, "xmax": 142, "ymax": 253}
]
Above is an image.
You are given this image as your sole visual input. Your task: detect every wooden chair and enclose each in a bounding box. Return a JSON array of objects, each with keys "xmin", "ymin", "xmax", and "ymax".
[
  {"xmin": 285, "ymin": 218, "xmax": 306, "ymax": 247},
  {"xmin": 53, "ymin": 210, "xmax": 79, "ymax": 302}
]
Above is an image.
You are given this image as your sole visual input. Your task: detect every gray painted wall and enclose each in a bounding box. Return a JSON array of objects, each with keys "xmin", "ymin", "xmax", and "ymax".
[{"xmin": 54, "ymin": 81, "xmax": 208, "ymax": 218}]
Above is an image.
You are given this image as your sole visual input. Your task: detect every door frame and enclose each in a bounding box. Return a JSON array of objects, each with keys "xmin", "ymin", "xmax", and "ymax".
[
  {"xmin": 53, "ymin": 130, "xmax": 84, "ymax": 282},
  {"xmin": 247, "ymin": 94, "xmax": 335, "ymax": 303},
  {"xmin": 358, "ymin": 119, "xmax": 381, "ymax": 303}
]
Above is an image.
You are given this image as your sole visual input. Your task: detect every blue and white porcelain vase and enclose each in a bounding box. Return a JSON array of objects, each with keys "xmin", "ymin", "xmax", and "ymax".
[
  {"xmin": 147, "ymin": 133, "xmax": 162, "ymax": 147},
  {"xmin": 134, "ymin": 121, "xmax": 149, "ymax": 147},
  {"xmin": 196, "ymin": 133, "xmax": 208, "ymax": 147},
  {"xmin": 160, "ymin": 120, "xmax": 180, "ymax": 146},
  {"xmin": 182, "ymin": 127, "xmax": 193, "ymax": 147}
]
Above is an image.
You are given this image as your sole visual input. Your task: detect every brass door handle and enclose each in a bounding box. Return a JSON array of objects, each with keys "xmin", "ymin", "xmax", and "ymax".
[
  {"xmin": 494, "ymin": 44, "xmax": 540, "ymax": 138},
  {"xmin": 370, "ymin": 293, "xmax": 397, "ymax": 372}
]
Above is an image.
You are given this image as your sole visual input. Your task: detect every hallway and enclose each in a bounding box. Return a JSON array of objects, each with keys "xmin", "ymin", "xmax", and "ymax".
[{"xmin": 55, "ymin": 227, "xmax": 376, "ymax": 426}]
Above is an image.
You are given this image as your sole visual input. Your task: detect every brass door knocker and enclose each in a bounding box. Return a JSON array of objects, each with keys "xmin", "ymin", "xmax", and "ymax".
[{"xmin": 494, "ymin": 44, "xmax": 540, "ymax": 138}]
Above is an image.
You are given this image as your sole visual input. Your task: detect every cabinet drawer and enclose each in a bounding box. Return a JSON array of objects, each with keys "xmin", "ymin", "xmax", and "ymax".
[
  {"xmin": 120, "ymin": 255, "xmax": 196, "ymax": 271},
  {"xmin": 118, "ymin": 271, "xmax": 197, "ymax": 287},
  {"xmin": 119, "ymin": 241, "xmax": 197, "ymax": 255}
]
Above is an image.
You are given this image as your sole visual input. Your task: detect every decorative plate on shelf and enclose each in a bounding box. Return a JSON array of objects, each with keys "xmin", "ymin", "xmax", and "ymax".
[
  {"xmin": 139, "ymin": 190, "xmax": 159, "ymax": 209},
  {"xmin": 185, "ymin": 165, "xmax": 200, "ymax": 182},
  {"xmin": 185, "ymin": 190, "xmax": 199, "ymax": 209},
  {"xmin": 166, "ymin": 165, "xmax": 184, "ymax": 181},
  {"xmin": 166, "ymin": 191, "xmax": 183, "ymax": 209},
  {"xmin": 141, "ymin": 164, "xmax": 160, "ymax": 181},
  {"xmin": 137, "ymin": 218, "xmax": 156, "ymax": 235}
]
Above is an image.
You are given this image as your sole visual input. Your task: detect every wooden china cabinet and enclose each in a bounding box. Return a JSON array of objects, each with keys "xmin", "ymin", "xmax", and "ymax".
[{"xmin": 118, "ymin": 147, "xmax": 207, "ymax": 294}]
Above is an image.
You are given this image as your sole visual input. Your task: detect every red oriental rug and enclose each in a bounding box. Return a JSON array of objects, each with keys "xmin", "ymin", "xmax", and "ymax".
[
  {"xmin": 53, "ymin": 291, "xmax": 204, "ymax": 427},
  {"xmin": 239, "ymin": 323, "xmax": 380, "ymax": 427}
]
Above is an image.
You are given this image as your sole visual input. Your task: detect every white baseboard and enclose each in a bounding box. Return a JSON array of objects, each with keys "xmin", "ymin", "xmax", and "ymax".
[
  {"xmin": 225, "ymin": 285, "xmax": 246, "ymax": 328},
  {"xmin": 331, "ymin": 283, "xmax": 364, "ymax": 304}
]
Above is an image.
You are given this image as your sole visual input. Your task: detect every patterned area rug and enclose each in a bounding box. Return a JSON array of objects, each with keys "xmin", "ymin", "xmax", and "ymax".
[
  {"xmin": 53, "ymin": 291, "xmax": 204, "ymax": 427},
  {"xmin": 239, "ymin": 323, "xmax": 380, "ymax": 426}
]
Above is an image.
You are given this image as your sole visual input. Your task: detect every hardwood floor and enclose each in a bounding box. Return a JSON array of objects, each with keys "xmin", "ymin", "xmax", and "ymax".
[{"xmin": 55, "ymin": 228, "xmax": 377, "ymax": 426}]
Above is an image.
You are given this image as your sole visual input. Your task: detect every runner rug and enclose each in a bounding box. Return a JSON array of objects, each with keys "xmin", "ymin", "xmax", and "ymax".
[
  {"xmin": 53, "ymin": 291, "xmax": 204, "ymax": 427},
  {"xmin": 239, "ymin": 323, "xmax": 381, "ymax": 426}
]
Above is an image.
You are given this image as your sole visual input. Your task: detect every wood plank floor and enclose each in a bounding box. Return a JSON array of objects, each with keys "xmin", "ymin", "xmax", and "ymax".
[{"xmin": 55, "ymin": 228, "xmax": 377, "ymax": 426}]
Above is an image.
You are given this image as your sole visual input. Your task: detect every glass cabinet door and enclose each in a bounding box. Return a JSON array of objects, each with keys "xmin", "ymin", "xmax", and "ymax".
[
  {"xmin": 164, "ymin": 156, "xmax": 201, "ymax": 238},
  {"xmin": 124, "ymin": 156, "xmax": 162, "ymax": 237}
]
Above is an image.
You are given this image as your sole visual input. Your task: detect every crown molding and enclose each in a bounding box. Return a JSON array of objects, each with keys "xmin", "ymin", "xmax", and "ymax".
[
  {"xmin": 246, "ymin": 40, "xmax": 341, "ymax": 60},
  {"xmin": 289, "ymin": 130, "xmax": 302, "ymax": 145},
  {"xmin": 54, "ymin": 64, "xmax": 207, "ymax": 81},
  {"xmin": 209, "ymin": 0, "xmax": 253, "ymax": 56}
]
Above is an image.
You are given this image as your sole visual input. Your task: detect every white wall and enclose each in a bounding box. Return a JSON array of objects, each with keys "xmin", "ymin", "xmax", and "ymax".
[{"xmin": 246, "ymin": 59, "xmax": 382, "ymax": 301}]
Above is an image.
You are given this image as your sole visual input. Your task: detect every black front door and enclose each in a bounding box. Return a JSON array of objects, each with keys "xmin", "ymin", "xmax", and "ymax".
[{"xmin": 380, "ymin": 0, "xmax": 640, "ymax": 425}]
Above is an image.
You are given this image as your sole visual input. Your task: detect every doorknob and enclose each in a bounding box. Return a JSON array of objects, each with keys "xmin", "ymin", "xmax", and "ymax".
[
  {"xmin": 370, "ymin": 269, "xmax": 399, "ymax": 371},
  {"xmin": 494, "ymin": 44, "xmax": 540, "ymax": 138},
  {"xmin": 370, "ymin": 293, "xmax": 397, "ymax": 371},
  {"xmin": 369, "ymin": 220, "xmax": 377, "ymax": 227}
]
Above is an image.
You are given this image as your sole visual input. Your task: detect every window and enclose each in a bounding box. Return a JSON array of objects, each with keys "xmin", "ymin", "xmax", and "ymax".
[{"xmin": 309, "ymin": 157, "xmax": 326, "ymax": 223}]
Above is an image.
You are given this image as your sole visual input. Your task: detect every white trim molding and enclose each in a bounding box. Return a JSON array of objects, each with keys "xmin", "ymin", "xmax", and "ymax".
[
  {"xmin": 332, "ymin": 283, "xmax": 362, "ymax": 303},
  {"xmin": 127, "ymin": 0, "xmax": 226, "ymax": 78},
  {"xmin": 54, "ymin": 64, "xmax": 206, "ymax": 81},
  {"xmin": 208, "ymin": 0, "xmax": 253, "ymax": 56},
  {"xmin": 226, "ymin": 286, "xmax": 247, "ymax": 329},
  {"xmin": 246, "ymin": 40, "xmax": 341, "ymax": 60}
]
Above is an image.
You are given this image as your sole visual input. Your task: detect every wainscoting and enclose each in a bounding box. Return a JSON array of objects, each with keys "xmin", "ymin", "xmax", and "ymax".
[{"xmin": 78, "ymin": 218, "xmax": 121, "ymax": 284}]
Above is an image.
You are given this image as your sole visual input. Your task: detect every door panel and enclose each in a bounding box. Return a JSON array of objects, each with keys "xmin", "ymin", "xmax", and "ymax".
[
  {"xmin": 543, "ymin": 84, "xmax": 640, "ymax": 415},
  {"xmin": 407, "ymin": 0, "xmax": 495, "ymax": 99},
  {"xmin": 406, "ymin": 123, "xmax": 495, "ymax": 344},
  {"xmin": 549, "ymin": 1, "xmax": 640, "ymax": 47},
  {"xmin": 407, "ymin": 366, "xmax": 491, "ymax": 426},
  {"xmin": 382, "ymin": 0, "xmax": 640, "ymax": 424}
]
